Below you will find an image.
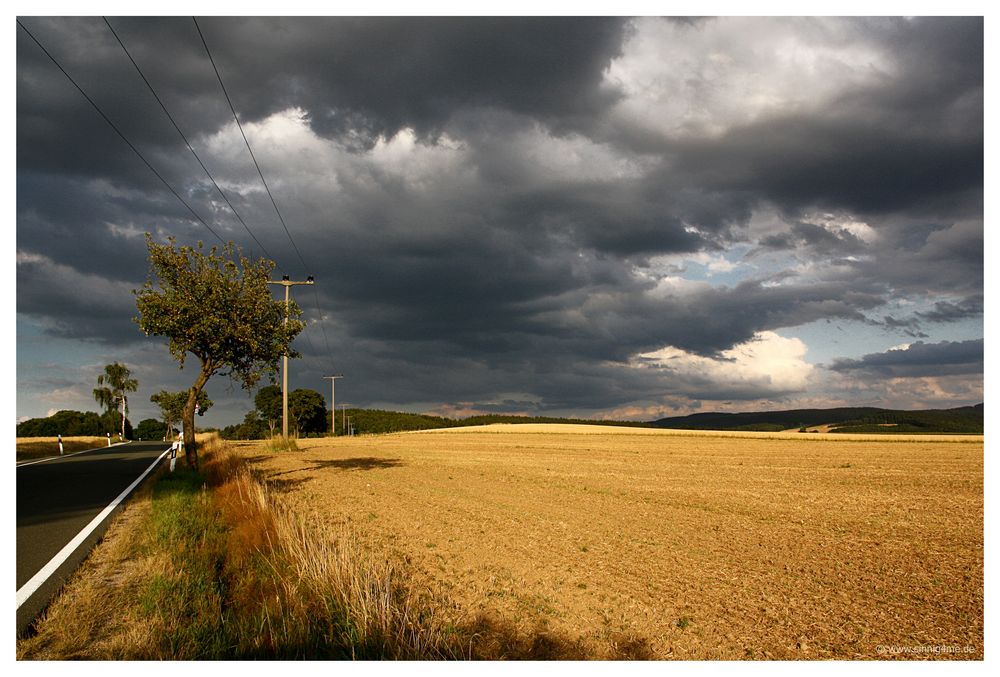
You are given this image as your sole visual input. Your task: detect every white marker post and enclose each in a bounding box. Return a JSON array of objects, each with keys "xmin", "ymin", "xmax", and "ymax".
[
  {"xmin": 58, "ymin": 434, "xmax": 64, "ymax": 455},
  {"xmin": 106, "ymin": 433, "xmax": 111, "ymax": 447}
]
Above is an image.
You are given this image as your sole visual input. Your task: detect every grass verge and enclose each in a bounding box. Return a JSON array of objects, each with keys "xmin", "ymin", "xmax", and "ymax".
[
  {"xmin": 18, "ymin": 434, "xmax": 446, "ymax": 658},
  {"xmin": 18, "ymin": 434, "xmax": 614, "ymax": 659}
]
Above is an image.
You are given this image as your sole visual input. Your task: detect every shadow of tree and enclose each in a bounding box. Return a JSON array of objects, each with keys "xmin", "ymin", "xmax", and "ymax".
[
  {"xmin": 263, "ymin": 477, "xmax": 312, "ymax": 493},
  {"xmin": 307, "ymin": 457, "xmax": 404, "ymax": 472},
  {"xmin": 457, "ymin": 612, "xmax": 654, "ymax": 660}
]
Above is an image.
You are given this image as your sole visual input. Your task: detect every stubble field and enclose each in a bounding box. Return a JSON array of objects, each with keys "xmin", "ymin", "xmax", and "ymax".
[
  {"xmin": 232, "ymin": 424, "xmax": 983, "ymax": 660},
  {"xmin": 15, "ymin": 436, "xmax": 115, "ymax": 462}
]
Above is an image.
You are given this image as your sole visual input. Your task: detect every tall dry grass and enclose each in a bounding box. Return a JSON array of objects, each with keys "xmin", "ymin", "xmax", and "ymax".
[
  {"xmin": 19, "ymin": 433, "xmax": 610, "ymax": 659},
  {"xmin": 215, "ymin": 460, "xmax": 459, "ymax": 658},
  {"xmin": 19, "ymin": 432, "xmax": 460, "ymax": 659}
]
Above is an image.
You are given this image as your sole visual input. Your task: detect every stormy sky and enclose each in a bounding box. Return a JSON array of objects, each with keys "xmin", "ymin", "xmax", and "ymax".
[{"xmin": 14, "ymin": 15, "xmax": 984, "ymax": 427}]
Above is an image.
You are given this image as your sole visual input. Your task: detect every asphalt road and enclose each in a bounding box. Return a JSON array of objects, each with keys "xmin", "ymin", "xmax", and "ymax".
[{"xmin": 16, "ymin": 441, "xmax": 172, "ymax": 637}]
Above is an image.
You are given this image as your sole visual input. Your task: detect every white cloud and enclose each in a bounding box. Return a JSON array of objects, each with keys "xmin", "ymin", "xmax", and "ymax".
[
  {"xmin": 16, "ymin": 251, "xmax": 45, "ymax": 265},
  {"xmin": 500, "ymin": 122, "xmax": 653, "ymax": 183},
  {"xmin": 634, "ymin": 331, "xmax": 815, "ymax": 396},
  {"xmin": 606, "ymin": 17, "xmax": 897, "ymax": 140},
  {"xmin": 642, "ymin": 250, "xmax": 745, "ymax": 279},
  {"xmin": 105, "ymin": 221, "xmax": 145, "ymax": 240},
  {"xmin": 808, "ymin": 211, "xmax": 878, "ymax": 243}
]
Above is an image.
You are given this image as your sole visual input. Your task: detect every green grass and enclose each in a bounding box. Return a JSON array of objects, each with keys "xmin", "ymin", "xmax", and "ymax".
[{"xmin": 129, "ymin": 455, "xmax": 450, "ymax": 659}]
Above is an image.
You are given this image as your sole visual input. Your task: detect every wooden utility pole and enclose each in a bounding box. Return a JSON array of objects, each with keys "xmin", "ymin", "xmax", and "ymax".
[
  {"xmin": 323, "ymin": 374, "xmax": 343, "ymax": 435},
  {"xmin": 268, "ymin": 275, "xmax": 314, "ymax": 440}
]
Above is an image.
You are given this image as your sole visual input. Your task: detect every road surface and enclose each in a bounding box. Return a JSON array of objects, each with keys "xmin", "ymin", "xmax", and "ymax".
[{"xmin": 16, "ymin": 441, "xmax": 171, "ymax": 636}]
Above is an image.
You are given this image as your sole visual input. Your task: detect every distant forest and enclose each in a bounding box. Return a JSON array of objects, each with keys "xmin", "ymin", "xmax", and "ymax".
[
  {"xmin": 222, "ymin": 403, "xmax": 983, "ymax": 439},
  {"xmin": 16, "ymin": 409, "xmax": 133, "ymax": 438},
  {"xmin": 19, "ymin": 403, "xmax": 982, "ymax": 440},
  {"xmin": 221, "ymin": 409, "xmax": 652, "ymax": 439}
]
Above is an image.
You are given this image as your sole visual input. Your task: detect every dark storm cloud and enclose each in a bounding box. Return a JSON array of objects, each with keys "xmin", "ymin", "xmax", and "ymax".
[
  {"xmin": 16, "ymin": 17, "xmax": 226, "ymax": 182},
  {"xmin": 16, "ymin": 16, "xmax": 984, "ymax": 419},
  {"xmin": 829, "ymin": 339, "xmax": 983, "ymax": 378},
  {"xmin": 328, "ymin": 255, "xmax": 883, "ymax": 365},
  {"xmin": 757, "ymin": 221, "xmax": 867, "ymax": 256},
  {"xmin": 17, "ymin": 172, "xmax": 191, "ymax": 281},
  {"xmin": 16, "ymin": 255, "xmax": 143, "ymax": 345},
  {"xmin": 850, "ymin": 218, "xmax": 983, "ymax": 297},
  {"xmin": 641, "ymin": 17, "xmax": 982, "ymax": 230},
  {"xmin": 917, "ymin": 295, "xmax": 984, "ymax": 323},
  {"xmin": 875, "ymin": 315, "xmax": 927, "ymax": 339},
  {"xmin": 189, "ymin": 16, "xmax": 628, "ymax": 145},
  {"xmin": 670, "ymin": 114, "xmax": 981, "ymax": 219}
]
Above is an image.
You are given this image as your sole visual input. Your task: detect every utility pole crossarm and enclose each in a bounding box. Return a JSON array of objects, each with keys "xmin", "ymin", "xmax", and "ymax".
[{"xmin": 268, "ymin": 275, "xmax": 315, "ymax": 441}]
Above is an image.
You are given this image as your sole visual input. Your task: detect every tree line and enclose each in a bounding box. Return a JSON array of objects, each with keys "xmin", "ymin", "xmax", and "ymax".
[
  {"xmin": 220, "ymin": 404, "xmax": 655, "ymax": 439},
  {"xmin": 221, "ymin": 385, "xmax": 327, "ymax": 439}
]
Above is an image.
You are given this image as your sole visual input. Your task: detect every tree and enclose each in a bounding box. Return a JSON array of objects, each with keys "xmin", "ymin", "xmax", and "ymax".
[
  {"xmin": 135, "ymin": 418, "xmax": 166, "ymax": 440},
  {"xmin": 16, "ymin": 410, "xmax": 104, "ymax": 437},
  {"xmin": 151, "ymin": 389, "xmax": 212, "ymax": 441},
  {"xmin": 220, "ymin": 411, "xmax": 269, "ymax": 440},
  {"xmin": 288, "ymin": 388, "xmax": 327, "ymax": 436},
  {"xmin": 254, "ymin": 384, "xmax": 283, "ymax": 438},
  {"xmin": 93, "ymin": 362, "xmax": 138, "ymax": 440},
  {"xmin": 134, "ymin": 235, "xmax": 303, "ymax": 466}
]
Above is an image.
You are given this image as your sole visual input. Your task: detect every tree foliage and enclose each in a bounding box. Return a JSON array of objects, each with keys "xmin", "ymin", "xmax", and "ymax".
[
  {"xmin": 220, "ymin": 411, "xmax": 270, "ymax": 440},
  {"xmin": 254, "ymin": 384, "xmax": 283, "ymax": 436},
  {"xmin": 16, "ymin": 409, "xmax": 131, "ymax": 437},
  {"xmin": 289, "ymin": 388, "xmax": 327, "ymax": 436},
  {"xmin": 93, "ymin": 362, "xmax": 138, "ymax": 439},
  {"xmin": 134, "ymin": 235, "xmax": 303, "ymax": 464},
  {"xmin": 151, "ymin": 389, "xmax": 212, "ymax": 440},
  {"xmin": 135, "ymin": 418, "xmax": 167, "ymax": 440}
]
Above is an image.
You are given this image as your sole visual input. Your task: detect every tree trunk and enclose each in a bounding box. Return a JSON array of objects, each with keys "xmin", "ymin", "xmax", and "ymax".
[{"xmin": 182, "ymin": 365, "xmax": 213, "ymax": 469}]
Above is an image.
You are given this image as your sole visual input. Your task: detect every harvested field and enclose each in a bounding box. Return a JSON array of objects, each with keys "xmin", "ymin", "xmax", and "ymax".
[
  {"xmin": 15, "ymin": 436, "xmax": 113, "ymax": 462},
  {"xmin": 234, "ymin": 424, "xmax": 983, "ymax": 660}
]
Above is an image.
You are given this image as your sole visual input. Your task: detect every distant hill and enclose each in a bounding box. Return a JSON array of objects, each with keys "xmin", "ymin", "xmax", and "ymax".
[
  {"xmin": 224, "ymin": 408, "xmax": 654, "ymax": 439},
  {"xmin": 650, "ymin": 403, "xmax": 983, "ymax": 434},
  {"xmin": 221, "ymin": 403, "xmax": 984, "ymax": 439},
  {"xmin": 333, "ymin": 410, "xmax": 654, "ymax": 435}
]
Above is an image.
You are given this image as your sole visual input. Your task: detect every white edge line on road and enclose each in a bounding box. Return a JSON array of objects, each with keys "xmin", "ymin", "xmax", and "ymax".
[
  {"xmin": 16, "ymin": 446, "xmax": 171, "ymax": 609},
  {"xmin": 16, "ymin": 441, "xmax": 133, "ymax": 468}
]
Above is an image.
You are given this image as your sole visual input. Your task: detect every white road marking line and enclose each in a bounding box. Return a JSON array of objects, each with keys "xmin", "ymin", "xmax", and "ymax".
[{"xmin": 16, "ymin": 446, "xmax": 171, "ymax": 609}]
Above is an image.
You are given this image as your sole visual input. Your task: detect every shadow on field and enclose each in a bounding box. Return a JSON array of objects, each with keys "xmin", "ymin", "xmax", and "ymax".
[
  {"xmin": 263, "ymin": 477, "xmax": 311, "ymax": 493},
  {"xmin": 308, "ymin": 457, "xmax": 404, "ymax": 472},
  {"xmin": 461, "ymin": 613, "xmax": 654, "ymax": 660}
]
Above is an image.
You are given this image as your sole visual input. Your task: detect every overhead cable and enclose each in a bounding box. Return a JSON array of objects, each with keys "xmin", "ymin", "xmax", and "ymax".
[
  {"xmin": 17, "ymin": 19, "xmax": 226, "ymax": 246},
  {"xmin": 103, "ymin": 17, "xmax": 276, "ymax": 264},
  {"xmin": 193, "ymin": 17, "xmax": 309, "ymax": 274},
  {"xmin": 193, "ymin": 16, "xmax": 335, "ymax": 362}
]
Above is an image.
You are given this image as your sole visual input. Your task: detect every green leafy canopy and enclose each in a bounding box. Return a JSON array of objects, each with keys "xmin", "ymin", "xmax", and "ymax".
[{"xmin": 134, "ymin": 235, "xmax": 304, "ymax": 391}]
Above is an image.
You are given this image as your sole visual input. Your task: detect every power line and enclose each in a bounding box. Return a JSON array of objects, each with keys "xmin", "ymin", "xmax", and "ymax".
[
  {"xmin": 16, "ymin": 19, "xmax": 226, "ymax": 246},
  {"xmin": 105, "ymin": 17, "xmax": 326, "ymax": 362},
  {"xmin": 193, "ymin": 17, "xmax": 309, "ymax": 274},
  {"xmin": 310, "ymin": 285, "xmax": 333, "ymax": 358},
  {"xmin": 102, "ymin": 17, "xmax": 276, "ymax": 264},
  {"xmin": 193, "ymin": 16, "xmax": 335, "ymax": 364}
]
